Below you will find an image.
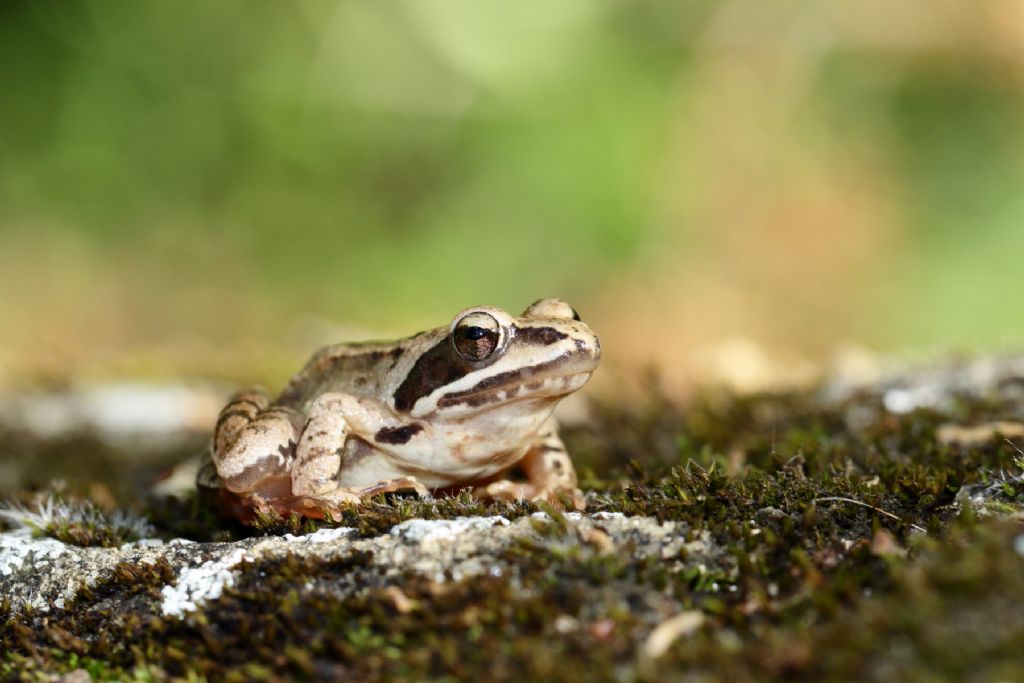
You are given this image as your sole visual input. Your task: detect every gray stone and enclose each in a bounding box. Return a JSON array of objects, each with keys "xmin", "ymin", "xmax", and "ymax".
[{"xmin": 0, "ymin": 512, "xmax": 727, "ymax": 618}]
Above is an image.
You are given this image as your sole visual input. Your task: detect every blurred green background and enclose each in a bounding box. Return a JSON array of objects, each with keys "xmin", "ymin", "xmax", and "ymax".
[{"xmin": 3, "ymin": 0, "xmax": 1024, "ymax": 392}]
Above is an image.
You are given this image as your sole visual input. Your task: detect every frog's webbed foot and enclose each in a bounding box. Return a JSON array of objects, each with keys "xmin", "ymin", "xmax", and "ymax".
[
  {"xmin": 303, "ymin": 477, "xmax": 433, "ymax": 516},
  {"xmin": 295, "ymin": 489, "xmax": 364, "ymax": 520},
  {"xmin": 473, "ymin": 480, "xmax": 585, "ymax": 510},
  {"xmin": 241, "ymin": 488, "xmax": 362, "ymax": 522},
  {"xmin": 252, "ymin": 478, "xmax": 433, "ymax": 521}
]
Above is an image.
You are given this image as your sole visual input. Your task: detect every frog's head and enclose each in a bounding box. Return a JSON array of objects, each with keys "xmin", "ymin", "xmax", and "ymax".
[{"xmin": 393, "ymin": 298, "xmax": 601, "ymax": 419}]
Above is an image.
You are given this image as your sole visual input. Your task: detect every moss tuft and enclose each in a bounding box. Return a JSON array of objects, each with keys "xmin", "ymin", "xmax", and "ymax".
[{"xmin": 0, "ymin": 493, "xmax": 153, "ymax": 547}]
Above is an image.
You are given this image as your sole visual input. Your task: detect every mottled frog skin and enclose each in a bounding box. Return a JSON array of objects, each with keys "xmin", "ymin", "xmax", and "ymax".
[{"xmin": 199, "ymin": 299, "xmax": 601, "ymax": 520}]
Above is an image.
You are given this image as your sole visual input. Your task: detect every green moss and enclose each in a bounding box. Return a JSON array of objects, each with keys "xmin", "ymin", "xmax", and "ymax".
[
  {"xmin": 5, "ymin": 378, "xmax": 1024, "ymax": 680},
  {"xmin": 241, "ymin": 489, "xmax": 541, "ymax": 539}
]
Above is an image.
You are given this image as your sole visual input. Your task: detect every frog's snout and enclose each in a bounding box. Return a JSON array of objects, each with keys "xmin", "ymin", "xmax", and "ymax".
[{"xmin": 574, "ymin": 326, "xmax": 602, "ymax": 370}]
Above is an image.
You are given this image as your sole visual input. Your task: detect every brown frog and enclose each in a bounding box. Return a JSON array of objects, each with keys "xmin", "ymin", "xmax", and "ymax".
[{"xmin": 199, "ymin": 298, "xmax": 600, "ymax": 520}]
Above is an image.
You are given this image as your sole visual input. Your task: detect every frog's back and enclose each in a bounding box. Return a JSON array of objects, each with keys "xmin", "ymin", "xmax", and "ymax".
[{"xmin": 275, "ymin": 329, "xmax": 444, "ymax": 411}]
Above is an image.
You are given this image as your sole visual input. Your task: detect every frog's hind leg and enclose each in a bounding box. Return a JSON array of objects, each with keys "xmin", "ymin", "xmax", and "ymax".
[
  {"xmin": 474, "ymin": 417, "xmax": 584, "ymax": 509},
  {"xmin": 212, "ymin": 389, "xmax": 300, "ymax": 497},
  {"xmin": 213, "ymin": 389, "xmax": 268, "ymax": 456}
]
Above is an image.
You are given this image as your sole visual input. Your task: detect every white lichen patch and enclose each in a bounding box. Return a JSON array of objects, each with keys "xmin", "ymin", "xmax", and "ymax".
[
  {"xmin": 282, "ymin": 526, "xmax": 356, "ymax": 544},
  {"xmin": 159, "ymin": 528, "xmax": 355, "ymax": 617},
  {"xmin": 0, "ymin": 529, "xmax": 68, "ymax": 577},
  {"xmin": 122, "ymin": 538, "xmax": 166, "ymax": 549},
  {"xmin": 390, "ymin": 516, "xmax": 511, "ymax": 544},
  {"xmin": 160, "ymin": 548, "xmax": 251, "ymax": 617},
  {"xmin": 530, "ymin": 511, "xmax": 584, "ymax": 522},
  {"xmin": 590, "ymin": 511, "xmax": 625, "ymax": 521}
]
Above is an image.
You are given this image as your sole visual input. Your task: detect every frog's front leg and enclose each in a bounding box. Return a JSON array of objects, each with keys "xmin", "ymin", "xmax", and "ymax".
[
  {"xmin": 291, "ymin": 393, "xmax": 429, "ymax": 512},
  {"xmin": 475, "ymin": 417, "xmax": 585, "ymax": 510}
]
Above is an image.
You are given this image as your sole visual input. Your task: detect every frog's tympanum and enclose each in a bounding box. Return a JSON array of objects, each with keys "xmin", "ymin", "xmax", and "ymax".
[{"xmin": 199, "ymin": 299, "xmax": 601, "ymax": 521}]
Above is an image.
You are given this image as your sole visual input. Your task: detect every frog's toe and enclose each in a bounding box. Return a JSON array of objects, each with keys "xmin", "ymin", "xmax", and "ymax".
[
  {"xmin": 310, "ymin": 489, "xmax": 363, "ymax": 515},
  {"xmin": 234, "ymin": 489, "xmax": 362, "ymax": 522},
  {"xmin": 472, "ymin": 480, "xmax": 537, "ymax": 503},
  {"xmin": 559, "ymin": 487, "xmax": 587, "ymax": 512},
  {"xmin": 474, "ymin": 481, "xmax": 586, "ymax": 511},
  {"xmin": 526, "ymin": 486, "xmax": 586, "ymax": 511},
  {"xmin": 357, "ymin": 477, "xmax": 432, "ymax": 500}
]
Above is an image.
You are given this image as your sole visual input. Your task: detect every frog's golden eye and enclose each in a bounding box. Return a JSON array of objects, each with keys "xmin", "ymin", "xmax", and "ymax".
[{"xmin": 453, "ymin": 312, "xmax": 502, "ymax": 362}]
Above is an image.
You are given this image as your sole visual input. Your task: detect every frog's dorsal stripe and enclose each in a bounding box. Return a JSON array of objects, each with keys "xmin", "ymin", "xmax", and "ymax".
[{"xmin": 277, "ymin": 342, "xmax": 408, "ymax": 405}]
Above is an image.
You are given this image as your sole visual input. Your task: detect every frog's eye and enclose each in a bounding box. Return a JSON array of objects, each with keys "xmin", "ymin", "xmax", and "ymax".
[{"xmin": 453, "ymin": 312, "xmax": 502, "ymax": 362}]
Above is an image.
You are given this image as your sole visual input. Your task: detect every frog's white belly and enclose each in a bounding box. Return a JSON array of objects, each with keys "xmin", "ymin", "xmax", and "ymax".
[
  {"xmin": 337, "ymin": 406, "xmax": 552, "ymax": 489},
  {"xmin": 337, "ymin": 445, "xmax": 527, "ymax": 489}
]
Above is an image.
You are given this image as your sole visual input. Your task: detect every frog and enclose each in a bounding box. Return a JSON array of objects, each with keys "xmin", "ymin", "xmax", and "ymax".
[{"xmin": 198, "ymin": 298, "xmax": 601, "ymax": 521}]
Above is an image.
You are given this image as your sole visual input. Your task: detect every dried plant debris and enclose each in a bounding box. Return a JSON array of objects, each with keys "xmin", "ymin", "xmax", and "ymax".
[{"xmin": 5, "ymin": 359, "xmax": 1024, "ymax": 680}]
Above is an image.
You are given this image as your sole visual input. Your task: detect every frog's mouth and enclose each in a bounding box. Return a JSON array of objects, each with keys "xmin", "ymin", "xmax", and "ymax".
[{"xmin": 435, "ymin": 364, "xmax": 594, "ymax": 412}]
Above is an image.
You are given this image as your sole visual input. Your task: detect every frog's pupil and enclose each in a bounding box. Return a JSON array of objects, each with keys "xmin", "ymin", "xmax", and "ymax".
[{"xmin": 463, "ymin": 327, "xmax": 487, "ymax": 340}]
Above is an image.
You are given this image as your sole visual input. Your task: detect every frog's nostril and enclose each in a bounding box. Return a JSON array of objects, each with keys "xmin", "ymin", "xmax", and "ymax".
[{"xmin": 580, "ymin": 334, "xmax": 601, "ymax": 361}]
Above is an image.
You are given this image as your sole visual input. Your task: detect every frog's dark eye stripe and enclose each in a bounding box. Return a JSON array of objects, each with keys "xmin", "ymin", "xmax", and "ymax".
[
  {"xmin": 514, "ymin": 326, "xmax": 567, "ymax": 346},
  {"xmin": 394, "ymin": 313, "xmax": 504, "ymax": 411},
  {"xmin": 393, "ymin": 335, "xmax": 470, "ymax": 412}
]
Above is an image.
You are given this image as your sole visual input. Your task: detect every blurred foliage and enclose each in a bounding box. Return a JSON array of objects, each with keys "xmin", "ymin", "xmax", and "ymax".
[{"xmin": 2, "ymin": 1, "xmax": 1024, "ymax": 385}]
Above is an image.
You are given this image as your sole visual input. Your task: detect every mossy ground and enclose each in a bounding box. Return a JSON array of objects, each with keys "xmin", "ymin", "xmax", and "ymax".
[{"xmin": 3, "ymin": 378, "xmax": 1024, "ymax": 681}]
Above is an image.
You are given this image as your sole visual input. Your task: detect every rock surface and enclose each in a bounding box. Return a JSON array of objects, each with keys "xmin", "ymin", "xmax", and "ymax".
[{"xmin": 2, "ymin": 512, "xmax": 721, "ymax": 617}]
